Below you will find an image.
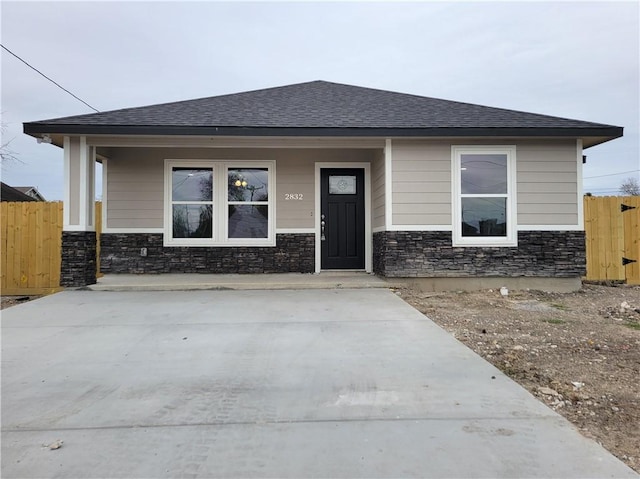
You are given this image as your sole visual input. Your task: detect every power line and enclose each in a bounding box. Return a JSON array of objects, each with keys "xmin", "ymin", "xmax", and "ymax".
[
  {"xmin": 584, "ymin": 169, "xmax": 640, "ymax": 180},
  {"xmin": 1, "ymin": 44, "xmax": 99, "ymax": 113}
]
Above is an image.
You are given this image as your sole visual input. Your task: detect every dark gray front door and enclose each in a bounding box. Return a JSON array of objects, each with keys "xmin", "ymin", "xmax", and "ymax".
[{"xmin": 320, "ymin": 168, "xmax": 365, "ymax": 270}]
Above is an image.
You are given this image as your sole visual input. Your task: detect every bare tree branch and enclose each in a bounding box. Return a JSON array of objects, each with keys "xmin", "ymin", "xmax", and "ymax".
[
  {"xmin": 620, "ymin": 177, "xmax": 640, "ymax": 196},
  {"xmin": 1, "ymin": 122, "xmax": 22, "ymax": 167}
]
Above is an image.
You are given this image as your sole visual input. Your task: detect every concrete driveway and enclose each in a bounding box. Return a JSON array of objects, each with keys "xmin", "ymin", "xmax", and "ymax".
[{"xmin": 2, "ymin": 289, "xmax": 637, "ymax": 478}]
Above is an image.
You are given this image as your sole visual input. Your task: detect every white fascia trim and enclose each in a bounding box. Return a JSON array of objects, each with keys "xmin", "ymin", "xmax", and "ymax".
[
  {"xmin": 518, "ymin": 225, "xmax": 583, "ymax": 231},
  {"xmin": 276, "ymin": 228, "xmax": 315, "ymax": 234},
  {"xmin": 63, "ymin": 136, "xmax": 71, "ymax": 228},
  {"xmin": 384, "ymin": 139, "xmax": 393, "ymax": 230},
  {"xmin": 315, "ymin": 162, "xmax": 372, "ymax": 273},
  {"xmin": 102, "ymin": 228, "xmax": 164, "ymax": 234},
  {"xmin": 576, "ymin": 139, "xmax": 584, "ymax": 230},
  {"xmin": 387, "ymin": 225, "xmax": 453, "ymax": 232},
  {"xmin": 64, "ymin": 225, "xmax": 91, "ymax": 232}
]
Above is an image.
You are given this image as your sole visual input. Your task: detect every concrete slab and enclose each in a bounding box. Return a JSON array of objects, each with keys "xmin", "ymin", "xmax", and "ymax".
[
  {"xmin": 2, "ymin": 289, "xmax": 637, "ymax": 478},
  {"xmin": 89, "ymin": 272, "xmax": 393, "ymax": 291}
]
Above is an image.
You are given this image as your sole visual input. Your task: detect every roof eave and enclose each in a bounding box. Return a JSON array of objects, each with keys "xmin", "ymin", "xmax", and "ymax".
[{"xmin": 23, "ymin": 123, "xmax": 623, "ymax": 142}]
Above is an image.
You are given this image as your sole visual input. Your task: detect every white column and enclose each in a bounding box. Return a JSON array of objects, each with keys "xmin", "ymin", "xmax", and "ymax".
[
  {"xmin": 63, "ymin": 136, "xmax": 95, "ymax": 231},
  {"xmin": 577, "ymin": 139, "xmax": 584, "ymax": 230},
  {"xmin": 384, "ymin": 138, "xmax": 393, "ymax": 230}
]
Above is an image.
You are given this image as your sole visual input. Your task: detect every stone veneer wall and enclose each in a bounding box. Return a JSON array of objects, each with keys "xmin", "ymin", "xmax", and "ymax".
[
  {"xmin": 61, "ymin": 231, "xmax": 97, "ymax": 286},
  {"xmin": 100, "ymin": 233, "xmax": 315, "ymax": 274},
  {"xmin": 373, "ymin": 231, "xmax": 585, "ymax": 278}
]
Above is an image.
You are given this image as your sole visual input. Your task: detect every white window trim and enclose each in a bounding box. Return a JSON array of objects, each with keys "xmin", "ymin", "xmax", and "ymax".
[
  {"xmin": 451, "ymin": 145, "xmax": 517, "ymax": 247},
  {"xmin": 164, "ymin": 159, "xmax": 275, "ymax": 247}
]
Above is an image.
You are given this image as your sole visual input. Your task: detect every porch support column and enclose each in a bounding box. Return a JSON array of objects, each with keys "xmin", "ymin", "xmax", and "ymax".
[{"xmin": 60, "ymin": 136, "xmax": 97, "ymax": 287}]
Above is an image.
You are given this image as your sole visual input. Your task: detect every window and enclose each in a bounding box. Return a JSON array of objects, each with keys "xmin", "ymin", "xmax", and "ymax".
[
  {"xmin": 227, "ymin": 168, "xmax": 269, "ymax": 239},
  {"xmin": 164, "ymin": 160, "xmax": 274, "ymax": 246},
  {"xmin": 171, "ymin": 167, "xmax": 214, "ymax": 240},
  {"xmin": 452, "ymin": 146, "xmax": 517, "ymax": 246}
]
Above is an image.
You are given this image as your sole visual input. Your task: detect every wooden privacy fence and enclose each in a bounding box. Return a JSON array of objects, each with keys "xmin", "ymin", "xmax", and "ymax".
[
  {"xmin": 584, "ymin": 196, "xmax": 640, "ymax": 284},
  {"xmin": 1, "ymin": 202, "xmax": 102, "ymax": 295},
  {"xmin": 1, "ymin": 202, "xmax": 63, "ymax": 295}
]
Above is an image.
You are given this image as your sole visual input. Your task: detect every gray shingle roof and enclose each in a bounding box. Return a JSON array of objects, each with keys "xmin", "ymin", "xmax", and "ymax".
[
  {"xmin": 1, "ymin": 183, "xmax": 38, "ymax": 202},
  {"xmin": 24, "ymin": 81, "xmax": 622, "ymax": 143}
]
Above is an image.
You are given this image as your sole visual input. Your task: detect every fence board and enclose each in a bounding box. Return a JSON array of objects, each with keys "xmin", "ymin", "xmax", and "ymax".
[
  {"xmin": 622, "ymin": 196, "xmax": 640, "ymax": 284},
  {"xmin": 584, "ymin": 196, "xmax": 640, "ymax": 283},
  {"xmin": 1, "ymin": 202, "xmax": 64, "ymax": 295}
]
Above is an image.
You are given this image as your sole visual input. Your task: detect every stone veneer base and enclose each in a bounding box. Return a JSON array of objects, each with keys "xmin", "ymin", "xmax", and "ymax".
[
  {"xmin": 61, "ymin": 231, "xmax": 97, "ymax": 287},
  {"xmin": 100, "ymin": 233, "xmax": 315, "ymax": 274},
  {"xmin": 373, "ymin": 231, "xmax": 586, "ymax": 278}
]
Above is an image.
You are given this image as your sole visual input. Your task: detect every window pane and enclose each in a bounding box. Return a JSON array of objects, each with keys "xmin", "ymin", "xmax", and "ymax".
[
  {"xmin": 228, "ymin": 205, "xmax": 268, "ymax": 238},
  {"xmin": 461, "ymin": 197, "xmax": 507, "ymax": 237},
  {"xmin": 461, "ymin": 154, "xmax": 507, "ymax": 194},
  {"xmin": 329, "ymin": 175, "xmax": 357, "ymax": 194},
  {"xmin": 172, "ymin": 204, "xmax": 212, "ymax": 238},
  {"xmin": 172, "ymin": 168, "xmax": 213, "ymax": 201},
  {"xmin": 228, "ymin": 168, "xmax": 269, "ymax": 202}
]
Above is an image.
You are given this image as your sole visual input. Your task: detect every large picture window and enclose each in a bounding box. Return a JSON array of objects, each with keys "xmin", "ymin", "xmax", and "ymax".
[
  {"xmin": 164, "ymin": 160, "xmax": 274, "ymax": 246},
  {"xmin": 452, "ymin": 146, "xmax": 517, "ymax": 246}
]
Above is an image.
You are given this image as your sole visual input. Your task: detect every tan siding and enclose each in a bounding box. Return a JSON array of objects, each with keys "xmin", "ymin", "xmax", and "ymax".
[
  {"xmin": 517, "ymin": 140, "xmax": 578, "ymax": 226},
  {"xmin": 519, "ymin": 214, "xmax": 579, "ymax": 225},
  {"xmin": 518, "ymin": 182, "xmax": 577, "ymax": 194},
  {"xmin": 393, "ymin": 214, "xmax": 451, "ymax": 225},
  {"xmin": 106, "ymin": 154, "xmax": 164, "ymax": 229},
  {"xmin": 519, "ymin": 193, "xmax": 578, "ymax": 204},
  {"xmin": 371, "ymin": 149, "xmax": 385, "ymax": 229},
  {"xmin": 105, "ymin": 147, "xmax": 377, "ymax": 231},
  {"xmin": 518, "ymin": 171, "xmax": 576, "ymax": 183},
  {"xmin": 391, "ymin": 141, "xmax": 452, "ymax": 226},
  {"xmin": 68, "ymin": 138, "xmax": 81, "ymax": 225},
  {"xmin": 517, "ymin": 160, "xmax": 578, "ymax": 173},
  {"xmin": 388, "ymin": 139, "xmax": 579, "ymax": 229},
  {"xmin": 274, "ymin": 149, "xmax": 375, "ymax": 229}
]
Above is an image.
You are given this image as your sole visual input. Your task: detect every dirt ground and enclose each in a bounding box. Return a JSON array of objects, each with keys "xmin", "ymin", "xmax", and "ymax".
[
  {"xmin": 0, "ymin": 295, "xmax": 40, "ymax": 310},
  {"xmin": 3, "ymin": 286, "xmax": 639, "ymax": 472},
  {"xmin": 399, "ymin": 283, "xmax": 640, "ymax": 473}
]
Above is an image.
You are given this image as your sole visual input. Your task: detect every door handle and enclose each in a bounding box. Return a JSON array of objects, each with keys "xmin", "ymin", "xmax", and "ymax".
[{"xmin": 321, "ymin": 214, "xmax": 326, "ymax": 241}]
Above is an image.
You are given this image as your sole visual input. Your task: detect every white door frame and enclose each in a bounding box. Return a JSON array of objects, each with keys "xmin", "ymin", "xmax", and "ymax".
[{"xmin": 314, "ymin": 162, "xmax": 372, "ymax": 273}]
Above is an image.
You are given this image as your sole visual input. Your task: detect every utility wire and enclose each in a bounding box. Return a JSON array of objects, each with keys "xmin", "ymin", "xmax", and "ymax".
[
  {"xmin": 1, "ymin": 44, "xmax": 100, "ymax": 113},
  {"xmin": 584, "ymin": 169, "xmax": 640, "ymax": 179}
]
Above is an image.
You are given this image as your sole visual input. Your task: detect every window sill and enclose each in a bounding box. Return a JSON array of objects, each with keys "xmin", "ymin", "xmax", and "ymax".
[
  {"xmin": 452, "ymin": 238, "xmax": 518, "ymax": 248},
  {"xmin": 163, "ymin": 239, "xmax": 276, "ymax": 248}
]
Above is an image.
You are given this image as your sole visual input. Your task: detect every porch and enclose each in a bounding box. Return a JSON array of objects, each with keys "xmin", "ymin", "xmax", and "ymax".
[{"xmin": 87, "ymin": 271, "xmax": 393, "ymax": 292}]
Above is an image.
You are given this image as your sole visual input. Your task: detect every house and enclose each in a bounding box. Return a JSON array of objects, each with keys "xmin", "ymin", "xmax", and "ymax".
[
  {"xmin": 23, "ymin": 81, "xmax": 623, "ymax": 290},
  {"xmin": 13, "ymin": 186, "xmax": 46, "ymax": 201},
  {"xmin": 1, "ymin": 182, "xmax": 39, "ymax": 202}
]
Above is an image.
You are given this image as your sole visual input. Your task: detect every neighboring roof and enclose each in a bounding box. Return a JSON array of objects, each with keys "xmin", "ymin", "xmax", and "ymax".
[
  {"xmin": 23, "ymin": 80, "xmax": 623, "ymax": 146},
  {"xmin": 1, "ymin": 182, "xmax": 38, "ymax": 202},
  {"xmin": 13, "ymin": 186, "xmax": 46, "ymax": 201}
]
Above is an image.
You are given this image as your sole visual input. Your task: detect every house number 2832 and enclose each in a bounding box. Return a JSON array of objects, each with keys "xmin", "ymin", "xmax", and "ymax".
[{"xmin": 284, "ymin": 194, "xmax": 304, "ymax": 200}]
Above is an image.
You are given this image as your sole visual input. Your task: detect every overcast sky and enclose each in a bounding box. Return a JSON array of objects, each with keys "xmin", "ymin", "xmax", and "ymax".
[{"xmin": 1, "ymin": 1, "xmax": 638, "ymax": 200}]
